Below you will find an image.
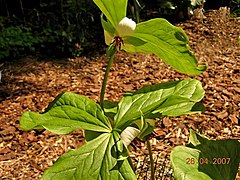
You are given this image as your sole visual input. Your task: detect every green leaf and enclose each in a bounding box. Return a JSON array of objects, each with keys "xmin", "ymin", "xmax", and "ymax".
[
  {"xmin": 103, "ymin": 100, "xmax": 119, "ymax": 120},
  {"xmin": 135, "ymin": 117, "xmax": 155, "ymax": 140},
  {"xmin": 171, "ymin": 130, "xmax": 240, "ymax": 180},
  {"xmin": 93, "ymin": 0, "xmax": 128, "ymax": 27},
  {"xmin": 106, "ymin": 44, "xmax": 117, "ymax": 58},
  {"xmin": 101, "ymin": 14, "xmax": 115, "ymax": 35},
  {"xmin": 152, "ymin": 95, "xmax": 205, "ymax": 116},
  {"xmin": 41, "ymin": 133, "xmax": 137, "ymax": 180},
  {"xmin": 114, "ymin": 79, "xmax": 204, "ymax": 130},
  {"xmin": 171, "ymin": 146, "xmax": 212, "ymax": 180},
  {"xmin": 46, "ymin": 92, "xmax": 111, "ymax": 127},
  {"xmin": 20, "ymin": 111, "xmax": 43, "ymax": 130},
  {"xmin": 85, "ymin": 130, "xmax": 103, "ymax": 142},
  {"xmin": 124, "ymin": 18, "xmax": 207, "ymax": 75},
  {"xmin": 20, "ymin": 92, "xmax": 111, "ymax": 134}
]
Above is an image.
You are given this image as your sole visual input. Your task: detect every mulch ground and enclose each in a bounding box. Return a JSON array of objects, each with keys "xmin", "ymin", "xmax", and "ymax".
[{"xmin": 0, "ymin": 10, "xmax": 239, "ymax": 179}]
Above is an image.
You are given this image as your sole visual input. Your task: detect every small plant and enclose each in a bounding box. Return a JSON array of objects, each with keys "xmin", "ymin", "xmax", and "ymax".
[
  {"xmin": 0, "ymin": 26, "xmax": 39, "ymax": 60},
  {"xmin": 20, "ymin": 0, "xmax": 239, "ymax": 179},
  {"xmin": 0, "ymin": 0, "xmax": 103, "ymax": 59},
  {"xmin": 230, "ymin": 0, "xmax": 240, "ymax": 16}
]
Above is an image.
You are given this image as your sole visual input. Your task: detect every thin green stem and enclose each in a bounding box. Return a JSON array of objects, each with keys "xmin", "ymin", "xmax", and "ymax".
[
  {"xmin": 19, "ymin": 0, "xmax": 26, "ymax": 24},
  {"xmin": 133, "ymin": 0, "xmax": 140, "ymax": 23},
  {"xmin": 147, "ymin": 139, "xmax": 154, "ymax": 180},
  {"xmin": 100, "ymin": 46, "xmax": 117, "ymax": 109}
]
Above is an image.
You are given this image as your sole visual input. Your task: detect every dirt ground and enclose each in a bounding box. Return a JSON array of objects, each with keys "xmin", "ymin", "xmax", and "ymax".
[{"xmin": 0, "ymin": 10, "xmax": 239, "ymax": 179}]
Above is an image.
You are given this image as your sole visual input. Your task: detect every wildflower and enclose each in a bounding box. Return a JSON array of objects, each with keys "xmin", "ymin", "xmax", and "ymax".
[{"xmin": 104, "ymin": 17, "xmax": 136, "ymax": 50}]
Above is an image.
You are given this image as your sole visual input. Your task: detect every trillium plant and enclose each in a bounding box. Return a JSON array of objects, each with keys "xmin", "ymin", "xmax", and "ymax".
[{"xmin": 20, "ymin": 0, "xmax": 240, "ymax": 179}]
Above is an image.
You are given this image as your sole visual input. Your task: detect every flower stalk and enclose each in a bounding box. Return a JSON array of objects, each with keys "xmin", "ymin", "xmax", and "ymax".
[
  {"xmin": 147, "ymin": 138, "xmax": 155, "ymax": 180},
  {"xmin": 100, "ymin": 45, "xmax": 117, "ymax": 109}
]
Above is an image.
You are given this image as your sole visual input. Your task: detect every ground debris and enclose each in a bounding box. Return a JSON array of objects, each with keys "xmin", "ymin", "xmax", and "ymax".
[{"xmin": 0, "ymin": 10, "xmax": 239, "ymax": 179}]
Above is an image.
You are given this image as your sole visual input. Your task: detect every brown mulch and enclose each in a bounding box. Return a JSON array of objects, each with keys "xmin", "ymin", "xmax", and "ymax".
[{"xmin": 0, "ymin": 10, "xmax": 239, "ymax": 179}]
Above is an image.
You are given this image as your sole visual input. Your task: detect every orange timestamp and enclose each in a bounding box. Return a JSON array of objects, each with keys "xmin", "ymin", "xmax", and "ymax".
[{"xmin": 186, "ymin": 157, "xmax": 231, "ymax": 165}]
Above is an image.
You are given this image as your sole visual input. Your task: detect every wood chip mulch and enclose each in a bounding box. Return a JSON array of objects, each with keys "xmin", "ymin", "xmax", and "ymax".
[{"xmin": 0, "ymin": 9, "xmax": 239, "ymax": 179}]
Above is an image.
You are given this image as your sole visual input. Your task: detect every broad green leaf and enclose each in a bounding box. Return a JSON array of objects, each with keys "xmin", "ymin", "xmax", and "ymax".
[
  {"xmin": 114, "ymin": 79, "xmax": 204, "ymax": 130},
  {"xmin": 20, "ymin": 92, "xmax": 111, "ymax": 134},
  {"xmin": 45, "ymin": 92, "xmax": 110, "ymax": 128},
  {"xmin": 124, "ymin": 18, "xmax": 207, "ymax": 75},
  {"xmin": 21, "ymin": 106, "xmax": 111, "ymax": 134},
  {"xmin": 93, "ymin": 0, "xmax": 128, "ymax": 27},
  {"xmin": 171, "ymin": 130, "xmax": 240, "ymax": 180},
  {"xmin": 20, "ymin": 111, "xmax": 42, "ymax": 130},
  {"xmin": 41, "ymin": 133, "xmax": 110, "ymax": 180},
  {"xmin": 42, "ymin": 133, "xmax": 137, "ymax": 180},
  {"xmin": 171, "ymin": 146, "xmax": 212, "ymax": 180},
  {"xmin": 152, "ymin": 95, "xmax": 205, "ymax": 116}
]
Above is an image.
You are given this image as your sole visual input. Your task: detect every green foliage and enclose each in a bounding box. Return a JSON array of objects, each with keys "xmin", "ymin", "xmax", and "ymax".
[
  {"xmin": 41, "ymin": 133, "xmax": 136, "ymax": 180},
  {"xmin": 19, "ymin": 0, "xmax": 230, "ymax": 179},
  {"xmin": 34, "ymin": 0, "xmax": 102, "ymax": 56},
  {"xmin": 93, "ymin": 0, "xmax": 128, "ymax": 27},
  {"xmin": 0, "ymin": 0, "xmax": 102, "ymax": 60},
  {"xmin": 21, "ymin": 79, "xmax": 205, "ymax": 179},
  {"xmin": 124, "ymin": 18, "xmax": 207, "ymax": 74},
  {"xmin": 139, "ymin": 0, "xmax": 192, "ymax": 20},
  {"xmin": 100, "ymin": 1, "xmax": 207, "ymax": 74},
  {"xmin": 171, "ymin": 130, "xmax": 240, "ymax": 180},
  {"xmin": 21, "ymin": 92, "xmax": 111, "ymax": 134},
  {"xmin": 18, "ymin": 0, "xmax": 207, "ymax": 178},
  {"xmin": 155, "ymin": 0, "xmax": 204, "ymax": 19},
  {"xmin": 0, "ymin": 26, "xmax": 39, "ymax": 59},
  {"xmin": 230, "ymin": 0, "xmax": 240, "ymax": 16},
  {"xmin": 114, "ymin": 79, "xmax": 205, "ymax": 130},
  {"xmin": 127, "ymin": 0, "xmax": 143, "ymax": 23}
]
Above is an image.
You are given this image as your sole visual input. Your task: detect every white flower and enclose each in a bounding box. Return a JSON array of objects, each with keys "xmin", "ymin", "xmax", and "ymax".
[
  {"xmin": 116, "ymin": 17, "xmax": 136, "ymax": 37},
  {"xmin": 104, "ymin": 17, "xmax": 136, "ymax": 46},
  {"xmin": 120, "ymin": 126, "xmax": 140, "ymax": 147}
]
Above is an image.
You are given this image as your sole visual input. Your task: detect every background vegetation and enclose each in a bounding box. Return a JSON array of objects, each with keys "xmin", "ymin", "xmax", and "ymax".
[
  {"xmin": 0, "ymin": 0, "xmax": 102, "ymax": 60},
  {"xmin": 0, "ymin": 0, "xmax": 239, "ymax": 61}
]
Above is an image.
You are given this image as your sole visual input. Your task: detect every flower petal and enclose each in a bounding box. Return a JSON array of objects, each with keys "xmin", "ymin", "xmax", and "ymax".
[
  {"xmin": 104, "ymin": 30, "xmax": 113, "ymax": 45},
  {"xmin": 116, "ymin": 17, "xmax": 136, "ymax": 37},
  {"xmin": 120, "ymin": 126, "xmax": 140, "ymax": 147}
]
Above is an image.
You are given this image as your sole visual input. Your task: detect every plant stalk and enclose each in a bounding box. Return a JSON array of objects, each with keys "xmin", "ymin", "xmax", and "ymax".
[
  {"xmin": 133, "ymin": 0, "xmax": 140, "ymax": 23},
  {"xmin": 100, "ymin": 46, "xmax": 117, "ymax": 109},
  {"xmin": 19, "ymin": 0, "xmax": 26, "ymax": 24},
  {"xmin": 147, "ymin": 139, "xmax": 155, "ymax": 180}
]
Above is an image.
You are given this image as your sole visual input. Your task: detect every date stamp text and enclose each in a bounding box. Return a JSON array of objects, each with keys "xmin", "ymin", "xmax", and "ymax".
[{"xmin": 186, "ymin": 157, "xmax": 231, "ymax": 165}]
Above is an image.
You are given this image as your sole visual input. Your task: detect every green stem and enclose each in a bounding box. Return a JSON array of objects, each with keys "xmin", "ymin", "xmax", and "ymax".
[
  {"xmin": 147, "ymin": 139, "xmax": 154, "ymax": 180},
  {"xmin": 100, "ymin": 45, "xmax": 117, "ymax": 109},
  {"xmin": 133, "ymin": 0, "xmax": 140, "ymax": 23}
]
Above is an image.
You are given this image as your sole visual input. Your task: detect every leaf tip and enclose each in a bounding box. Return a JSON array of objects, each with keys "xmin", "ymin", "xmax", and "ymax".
[{"xmin": 196, "ymin": 64, "xmax": 208, "ymax": 72}]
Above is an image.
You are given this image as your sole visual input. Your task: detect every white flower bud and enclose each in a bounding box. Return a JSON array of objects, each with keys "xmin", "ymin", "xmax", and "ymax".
[{"xmin": 116, "ymin": 17, "xmax": 136, "ymax": 37}]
